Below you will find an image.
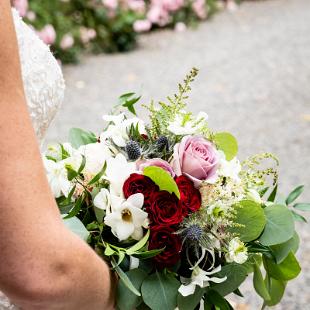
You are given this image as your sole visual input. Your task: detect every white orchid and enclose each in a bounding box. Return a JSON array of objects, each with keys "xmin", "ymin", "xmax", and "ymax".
[
  {"xmin": 43, "ymin": 158, "xmax": 72, "ymax": 198},
  {"xmin": 226, "ymin": 237, "xmax": 248, "ymax": 264},
  {"xmin": 104, "ymin": 193, "xmax": 149, "ymax": 241},
  {"xmin": 217, "ymin": 151, "xmax": 241, "ymax": 182},
  {"xmin": 101, "ymin": 113, "xmax": 146, "ymax": 147},
  {"xmin": 178, "ymin": 265, "xmax": 227, "ymax": 297},
  {"xmin": 105, "ymin": 154, "xmax": 136, "ymax": 196},
  {"xmin": 78, "ymin": 142, "xmax": 112, "ymax": 176}
]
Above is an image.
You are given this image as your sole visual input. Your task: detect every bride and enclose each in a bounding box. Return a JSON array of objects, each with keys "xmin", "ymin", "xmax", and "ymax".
[{"xmin": 0, "ymin": 1, "xmax": 115, "ymax": 309}]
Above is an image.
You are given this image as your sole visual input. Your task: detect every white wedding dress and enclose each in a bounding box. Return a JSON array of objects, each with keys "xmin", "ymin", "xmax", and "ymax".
[{"xmin": 0, "ymin": 9, "xmax": 65, "ymax": 309}]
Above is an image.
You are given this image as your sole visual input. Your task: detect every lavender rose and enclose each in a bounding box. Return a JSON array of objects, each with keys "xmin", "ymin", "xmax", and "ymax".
[
  {"xmin": 137, "ymin": 158, "xmax": 175, "ymax": 177},
  {"xmin": 172, "ymin": 136, "xmax": 219, "ymax": 187}
]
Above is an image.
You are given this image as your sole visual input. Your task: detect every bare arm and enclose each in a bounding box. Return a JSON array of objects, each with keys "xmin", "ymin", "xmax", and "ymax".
[{"xmin": 0, "ymin": 2, "xmax": 115, "ymax": 309}]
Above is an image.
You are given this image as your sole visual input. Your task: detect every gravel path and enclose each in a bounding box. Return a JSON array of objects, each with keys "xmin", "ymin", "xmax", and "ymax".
[{"xmin": 46, "ymin": 0, "xmax": 310, "ymax": 308}]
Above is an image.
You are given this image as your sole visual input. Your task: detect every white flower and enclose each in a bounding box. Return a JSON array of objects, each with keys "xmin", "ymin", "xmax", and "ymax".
[
  {"xmin": 101, "ymin": 113, "xmax": 146, "ymax": 147},
  {"xmin": 78, "ymin": 142, "xmax": 112, "ymax": 176},
  {"xmin": 207, "ymin": 202, "xmax": 229, "ymax": 220},
  {"xmin": 44, "ymin": 158, "xmax": 72, "ymax": 198},
  {"xmin": 93, "ymin": 188, "xmax": 111, "ymax": 211},
  {"xmin": 105, "ymin": 154, "xmax": 136, "ymax": 196},
  {"xmin": 246, "ymin": 188, "xmax": 262, "ymax": 204},
  {"xmin": 178, "ymin": 265, "xmax": 227, "ymax": 297},
  {"xmin": 217, "ymin": 151, "xmax": 241, "ymax": 182},
  {"xmin": 167, "ymin": 115, "xmax": 196, "ymax": 135},
  {"xmin": 104, "ymin": 193, "xmax": 148, "ymax": 241},
  {"xmin": 226, "ymin": 237, "xmax": 248, "ymax": 264}
]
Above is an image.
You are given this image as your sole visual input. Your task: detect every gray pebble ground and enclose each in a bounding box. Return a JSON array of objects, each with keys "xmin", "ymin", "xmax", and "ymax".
[{"xmin": 46, "ymin": 0, "xmax": 310, "ymax": 308}]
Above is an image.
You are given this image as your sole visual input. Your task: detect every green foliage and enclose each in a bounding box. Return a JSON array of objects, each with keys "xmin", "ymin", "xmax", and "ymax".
[
  {"xmin": 117, "ymin": 269, "xmax": 148, "ymax": 310},
  {"xmin": 253, "ymin": 263, "xmax": 271, "ymax": 301},
  {"xmin": 63, "ymin": 216, "xmax": 90, "ymax": 241},
  {"xmin": 118, "ymin": 92, "xmax": 141, "ymax": 116},
  {"xmin": 212, "ymin": 264, "xmax": 248, "ymax": 296},
  {"xmin": 69, "ymin": 128, "xmax": 97, "ymax": 148},
  {"xmin": 141, "ymin": 272, "xmax": 180, "ymax": 310},
  {"xmin": 230, "ymin": 200, "xmax": 266, "ymax": 242},
  {"xmin": 143, "ymin": 166, "xmax": 180, "ymax": 199},
  {"xmin": 286, "ymin": 185, "xmax": 304, "ymax": 205},
  {"xmin": 204, "ymin": 289, "xmax": 233, "ymax": 310},
  {"xmin": 213, "ymin": 132, "xmax": 238, "ymax": 161},
  {"xmin": 259, "ymin": 204, "xmax": 295, "ymax": 246},
  {"xmin": 263, "ymin": 277, "xmax": 286, "ymax": 307},
  {"xmin": 177, "ymin": 287, "xmax": 205, "ymax": 310}
]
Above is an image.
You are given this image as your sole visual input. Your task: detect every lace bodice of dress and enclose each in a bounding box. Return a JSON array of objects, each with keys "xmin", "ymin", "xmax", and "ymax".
[
  {"xmin": 13, "ymin": 8, "xmax": 65, "ymax": 142},
  {"xmin": 0, "ymin": 9, "xmax": 65, "ymax": 310}
]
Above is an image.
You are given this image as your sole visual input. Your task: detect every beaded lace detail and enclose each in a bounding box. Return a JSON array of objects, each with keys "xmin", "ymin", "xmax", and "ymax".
[{"xmin": 0, "ymin": 10, "xmax": 65, "ymax": 310}]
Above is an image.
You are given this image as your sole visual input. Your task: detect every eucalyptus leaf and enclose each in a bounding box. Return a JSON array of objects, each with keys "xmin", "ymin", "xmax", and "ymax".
[
  {"xmin": 270, "ymin": 232, "xmax": 299, "ymax": 264},
  {"xmin": 141, "ymin": 272, "xmax": 179, "ymax": 310},
  {"xmin": 117, "ymin": 269, "xmax": 148, "ymax": 310},
  {"xmin": 253, "ymin": 263, "xmax": 271, "ymax": 301},
  {"xmin": 264, "ymin": 278, "xmax": 286, "ymax": 306},
  {"xmin": 62, "ymin": 216, "xmax": 89, "ymax": 241},
  {"xmin": 259, "ymin": 204, "xmax": 295, "ymax": 246},
  {"xmin": 143, "ymin": 166, "xmax": 180, "ymax": 199},
  {"xmin": 112, "ymin": 260, "xmax": 141, "ymax": 296},
  {"xmin": 69, "ymin": 128, "xmax": 97, "ymax": 148},
  {"xmin": 177, "ymin": 287, "xmax": 205, "ymax": 310},
  {"xmin": 230, "ymin": 200, "xmax": 266, "ymax": 242},
  {"xmin": 212, "ymin": 263, "xmax": 248, "ymax": 296},
  {"xmin": 213, "ymin": 132, "xmax": 238, "ymax": 161},
  {"xmin": 291, "ymin": 210, "xmax": 307, "ymax": 222},
  {"xmin": 204, "ymin": 289, "xmax": 233, "ymax": 310},
  {"xmin": 293, "ymin": 203, "xmax": 310, "ymax": 211},
  {"xmin": 263, "ymin": 252, "xmax": 301, "ymax": 281},
  {"xmin": 286, "ymin": 185, "xmax": 304, "ymax": 205}
]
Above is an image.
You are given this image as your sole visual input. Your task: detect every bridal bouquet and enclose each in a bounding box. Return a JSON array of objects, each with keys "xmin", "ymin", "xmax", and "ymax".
[{"xmin": 44, "ymin": 69, "xmax": 309, "ymax": 309}]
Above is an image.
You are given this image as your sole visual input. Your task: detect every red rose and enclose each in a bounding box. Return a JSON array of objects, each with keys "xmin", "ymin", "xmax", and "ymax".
[
  {"xmin": 149, "ymin": 225, "xmax": 182, "ymax": 268},
  {"xmin": 148, "ymin": 191, "xmax": 183, "ymax": 226},
  {"xmin": 123, "ymin": 174, "xmax": 159, "ymax": 207},
  {"xmin": 176, "ymin": 175, "xmax": 201, "ymax": 215}
]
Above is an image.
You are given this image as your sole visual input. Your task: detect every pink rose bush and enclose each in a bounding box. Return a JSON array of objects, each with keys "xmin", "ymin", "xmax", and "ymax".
[{"xmin": 15, "ymin": 1, "xmax": 237, "ymax": 63}]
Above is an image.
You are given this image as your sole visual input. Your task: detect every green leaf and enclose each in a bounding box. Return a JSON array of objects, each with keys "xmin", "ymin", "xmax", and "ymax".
[
  {"xmin": 69, "ymin": 128, "xmax": 97, "ymax": 148},
  {"xmin": 267, "ymin": 184, "xmax": 278, "ymax": 202},
  {"xmin": 242, "ymin": 253, "xmax": 262, "ymax": 274},
  {"xmin": 212, "ymin": 263, "xmax": 248, "ymax": 296},
  {"xmin": 143, "ymin": 166, "xmax": 180, "ymax": 199},
  {"xmin": 119, "ymin": 92, "xmax": 141, "ymax": 115},
  {"xmin": 112, "ymin": 260, "xmax": 141, "ymax": 297},
  {"xmin": 293, "ymin": 203, "xmax": 310, "ymax": 211},
  {"xmin": 63, "ymin": 194, "xmax": 84, "ymax": 219},
  {"xmin": 263, "ymin": 252, "xmax": 301, "ymax": 281},
  {"xmin": 141, "ymin": 272, "xmax": 180, "ymax": 310},
  {"xmin": 264, "ymin": 278, "xmax": 286, "ymax": 306},
  {"xmin": 177, "ymin": 287, "xmax": 205, "ymax": 310},
  {"xmin": 104, "ymin": 243, "xmax": 116, "ymax": 256},
  {"xmin": 270, "ymin": 232, "xmax": 300, "ymax": 264},
  {"xmin": 133, "ymin": 248, "xmax": 164, "ymax": 259},
  {"xmin": 253, "ymin": 263, "xmax": 271, "ymax": 301},
  {"xmin": 259, "ymin": 204, "xmax": 295, "ymax": 246},
  {"xmin": 63, "ymin": 216, "xmax": 89, "ymax": 241},
  {"xmin": 230, "ymin": 200, "xmax": 266, "ymax": 242},
  {"xmin": 126, "ymin": 230, "xmax": 150, "ymax": 255},
  {"xmin": 286, "ymin": 185, "xmax": 304, "ymax": 205},
  {"xmin": 117, "ymin": 269, "xmax": 148, "ymax": 310},
  {"xmin": 214, "ymin": 132, "xmax": 238, "ymax": 161},
  {"xmin": 204, "ymin": 289, "xmax": 233, "ymax": 310},
  {"xmin": 291, "ymin": 210, "xmax": 307, "ymax": 222},
  {"xmin": 88, "ymin": 162, "xmax": 107, "ymax": 185}
]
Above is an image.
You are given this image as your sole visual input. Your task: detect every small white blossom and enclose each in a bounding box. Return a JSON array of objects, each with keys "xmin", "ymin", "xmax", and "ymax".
[
  {"xmin": 246, "ymin": 188, "xmax": 263, "ymax": 204},
  {"xmin": 44, "ymin": 158, "xmax": 72, "ymax": 198},
  {"xmin": 167, "ymin": 115, "xmax": 196, "ymax": 135},
  {"xmin": 105, "ymin": 154, "xmax": 136, "ymax": 196},
  {"xmin": 93, "ymin": 188, "xmax": 111, "ymax": 211},
  {"xmin": 226, "ymin": 237, "xmax": 248, "ymax": 264},
  {"xmin": 78, "ymin": 142, "xmax": 112, "ymax": 176},
  {"xmin": 101, "ymin": 113, "xmax": 146, "ymax": 147},
  {"xmin": 104, "ymin": 193, "xmax": 148, "ymax": 241},
  {"xmin": 217, "ymin": 151, "xmax": 241, "ymax": 182},
  {"xmin": 178, "ymin": 265, "xmax": 227, "ymax": 297}
]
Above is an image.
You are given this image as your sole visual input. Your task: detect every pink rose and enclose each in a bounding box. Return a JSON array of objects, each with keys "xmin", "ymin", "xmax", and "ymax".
[
  {"xmin": 37, "ymin": 25, "xmax": 56, "ymax": 45},
  {"xmin": 192, "ymin": 0, "xmax": 207, "ymax": 20},
  {"xmin": 137, "ymin": 158, "xmax": 175, "ymax": 177},
  {"xmin": 13, "ymin": 0, "xmax": 28, "ymax": 17},
  {"xmin": 172, "ymin": 136, "xmax": 218, "ymax": 187},
  {"xmin": 60, "ymin": 34, "xmax": 74, "ymax": 50}
]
